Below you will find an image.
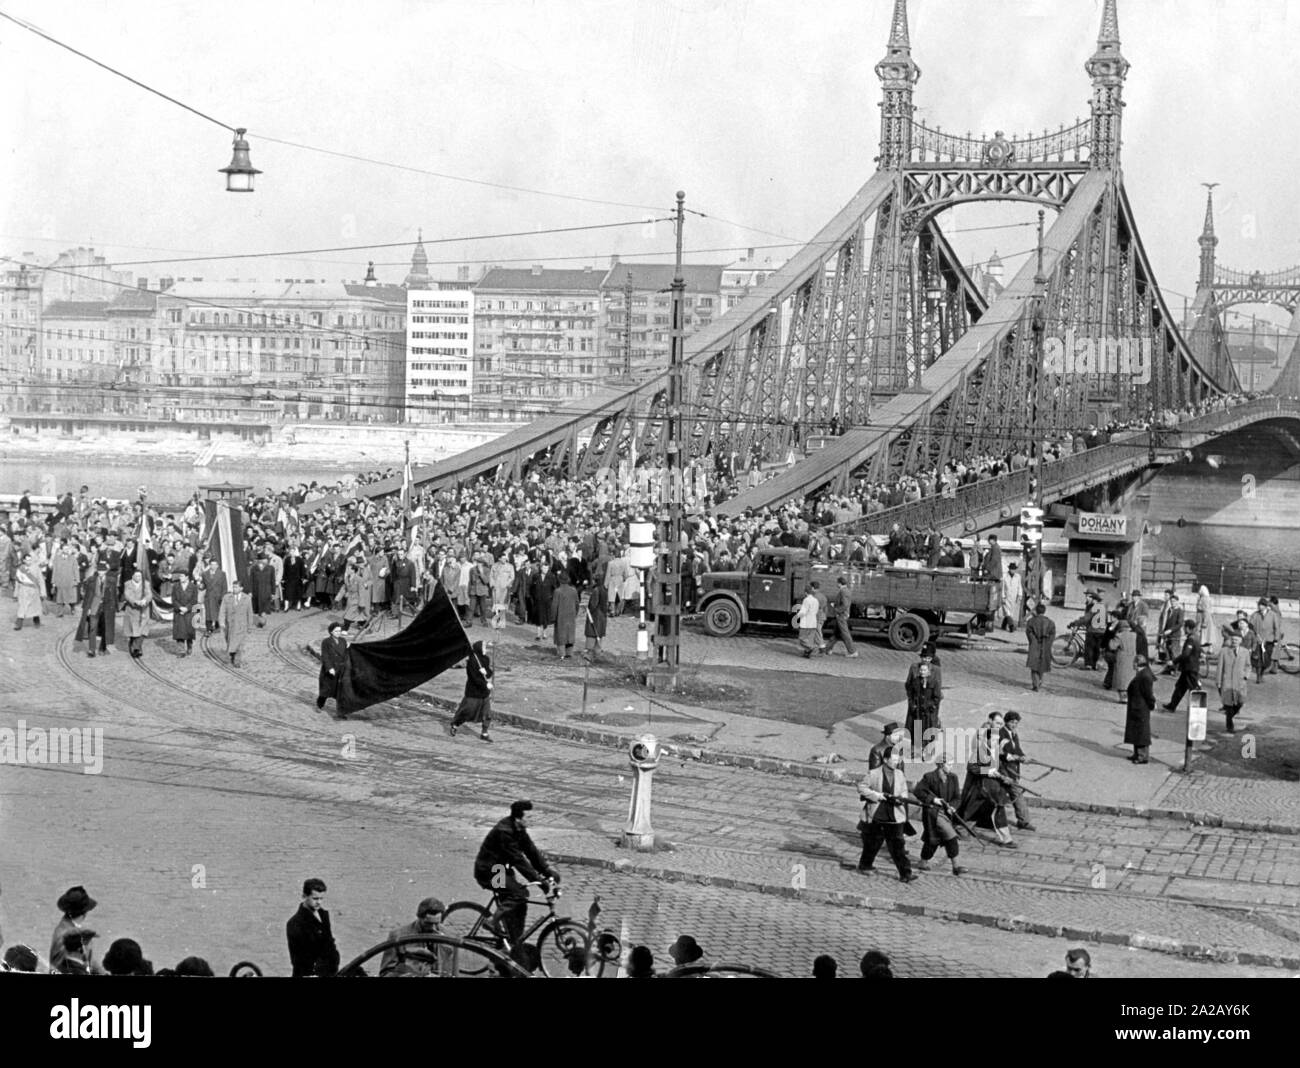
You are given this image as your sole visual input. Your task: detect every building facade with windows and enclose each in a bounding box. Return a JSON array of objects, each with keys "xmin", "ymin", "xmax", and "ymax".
[
  {"xmin": 1, "ymin": 258, "xmax": 43, "ymax": 410},
  {"xmin": 720, "ymin": 250, "xmax": 787, "ymax": 313},
  {"xmin": 153, "ymin": 279, "xmax": 408, "ymax": 422},
  {"xmin": 405, "ymin": 289, "xmax": 474, "ymax": 422},
  {"xmin": 599, "ymin": 260, "xmax": 725, "ymax": 375},
  {"xmin": 472, "ymin": 266, "xmax": 604, "ymax": 419}
]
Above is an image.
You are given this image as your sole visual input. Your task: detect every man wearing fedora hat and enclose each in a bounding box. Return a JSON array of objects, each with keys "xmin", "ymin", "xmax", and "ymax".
[
  {"xmin": 869, "ymin": 722, "xmax": 908, "ymax": 771},
  {"xmin": 667, "ymin": 934, "xmax": 707, "ymax": 970},
  {"xmin": 51, "ymin": 885, "xmax": 100, "ymax": 973}
]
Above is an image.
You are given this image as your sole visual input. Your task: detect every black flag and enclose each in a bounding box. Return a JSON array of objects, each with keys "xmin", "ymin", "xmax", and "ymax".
[{"xmin": 338, "ymin": 584, "xmax": 471, "ymax": 715}]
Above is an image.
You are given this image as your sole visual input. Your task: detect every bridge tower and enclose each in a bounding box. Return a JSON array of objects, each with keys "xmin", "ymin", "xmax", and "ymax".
[{"xmin": 1190, "ymin": 187, "xmax": 1300, "ymax": 397}]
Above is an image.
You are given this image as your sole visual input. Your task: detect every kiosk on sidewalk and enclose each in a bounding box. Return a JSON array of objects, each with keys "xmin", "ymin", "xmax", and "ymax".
[{"xmin": 1062, "ymin": 510, "xmax": 1143, "ymax": 609}]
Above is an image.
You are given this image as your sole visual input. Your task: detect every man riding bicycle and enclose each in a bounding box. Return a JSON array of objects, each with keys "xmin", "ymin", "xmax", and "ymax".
[{"xmin": 473, "ymin": 800, "xmax": 561, "ymax": 948}]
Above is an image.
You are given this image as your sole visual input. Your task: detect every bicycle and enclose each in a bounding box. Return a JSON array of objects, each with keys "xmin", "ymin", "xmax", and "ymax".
[
  {"xmin": 1051, "ymin": 625, "xmax": 1086, "ymax": 667},
  {"xmin": 441, "ymin": 884, "xmax": 621, "ymax": 977},
  {"xmin": 1273, "ymin": 640, "xmax": 1300, "ymax": 675}
]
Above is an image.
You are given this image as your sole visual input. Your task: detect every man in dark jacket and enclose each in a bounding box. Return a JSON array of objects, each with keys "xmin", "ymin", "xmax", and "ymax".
[
  {"xmin": 913, "ymin": 753, "xmax": 965, "ymax": 876},
  {"xmin": 1125, "ymin": 654, "xmax": 1156, "ymax": 763},
  {"xmin": 1025, "ymin": 601, "xmax": 1055, "ymax": 691},
  {"xmin": 285, "ymin": 877, "xmax": 339, "ymax": 977},
  {"xmin": 249, "ymin": 552, "xmax": 276, "ymax": 627},
  {"xmin": 473, "ymin": 800, "xmax": 560, "ymax": 949},
  {"xmin": 1163, "ymin": 620, "xmax": 1202, "ymax": 713},
  {"xmin": 317, "ymin": 622, "xmax": 349, "ymax": 713}
]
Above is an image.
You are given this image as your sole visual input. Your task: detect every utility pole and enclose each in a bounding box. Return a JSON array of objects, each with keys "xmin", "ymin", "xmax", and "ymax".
[
  {"xmin": 1027, "ymin": 209, "xmax": 1048, "ymax": 611},
  {"xmin": 623, "ymin": 270, "xmax": 634, "ymax": 378},
  {"xmin": 651, "ymin": 191, "xmax": 686, "ymax": 694},
  {"xmin": 1250, "ymin": 314, "xmax": 1257, "ymax": 392}
]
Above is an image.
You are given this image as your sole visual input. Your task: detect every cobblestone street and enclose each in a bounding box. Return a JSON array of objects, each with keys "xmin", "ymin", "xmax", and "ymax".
[{"xmin": 2, "ymin": 604, "xmax": 1297, "ymax": 976}]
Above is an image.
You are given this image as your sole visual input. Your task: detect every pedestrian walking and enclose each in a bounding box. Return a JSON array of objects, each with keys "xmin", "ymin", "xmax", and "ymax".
[
  {"xmin": 219, "ymin": 580, "xmax": 253, "ymax": 666},
  {"xmin": 856, "ymin": 745, "xmax": 918, "ymax": 882},
  {"xmin": 122, "ymin": 571, "xmax": 150, "ymax": 658},
  {"xmin": 249, "ymin": 551, "xmax": 276, "ymax": 627},
  {"xmin": 912, "ymin": 753, "xmax": 965, "ymax": 876},
  {"xmin": 285, "ymin": 877, "xmax": 340, "ymax": 978},
  {"xmin": 1156, "ymin": 592, "xmax": 1183, "ymax": 667},
  {"xmin": 958, "ymin": 712, "xmax": 1016, "ymax": 847},
  {"xmin": 13, "ymin": 552, "xmax": 43, "ymax": 629},
  {"xmin": 1124, "ymin": 653, "xmax": 1156, "ymax": 763},
  {"xmin": 1162, "ymin": 620, "xmax": 1202, "ymax": 713},
  {"xmin": 1249, "ymin": 597, "xmax": 1281, "ymax": 681},
  {"xmin": 1215, "ymin": 629, "xmax": 1250, "ymax": 734},
  {"xmin": 1025, "ymin": 601, "xmax": 1055, "ymax": 691},
  {"xmin": 76, "ymin": 562, "xmax": 112, "ymax": 657},
  {"xmin": 998, "ymin": 711, "xmax": 1035, "ymax": 830},
  {"xmin": 317, "ymin": 622, "xmax": 349, "ymax": 713},
  {"xmin": 52, "ymin": 541, "xmax": 80, "ymax": 618},
  {"xmin": 1195, "ymin": 585, "xmax": 1217, "ymax": 657},
  {"xmin": 171, "ymin": 570, "xmax": 198, "ymax": 655},
  {"xmin": 449, "ymin": 640, "xmax": 494, "ymax": 741},
  {"xmin": 999, "ymin": 562, "xmax": 1023, "ymax": 631},
  {"xmin": 584, "ymin": 584, "xmax": 607, "ymax": 661},
  {"xmin": 1106, "ymin": 620, "xmax": 1137, "ymax": 701},
  {"xmin": 551, "ymin": 572, "xmax": 578, "ymax": 659},
  {"xmin": 200, "ymin": 559, "xmax": 227, "ymax": 634},
  {"xmin": 824, "ymin": 575, "xmax": 859, "ymax": 657},
  {"xmin": 793, "ymin": 583, "xmax": 821, "ymax": 658},
  {"xmin": 904, "ymin": 652, "xmax": 942, "ymax": 759}
]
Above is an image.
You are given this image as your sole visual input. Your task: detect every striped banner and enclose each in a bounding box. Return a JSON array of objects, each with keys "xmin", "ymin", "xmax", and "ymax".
[{"xmin": 201, "ymin": 500, "xmax": 249, "ymax": 589}]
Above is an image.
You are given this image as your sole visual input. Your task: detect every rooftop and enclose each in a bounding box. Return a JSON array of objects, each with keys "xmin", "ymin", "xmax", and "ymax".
[
  {"xmin": 43, "ymin": 300, "xmax": 109, "ymax": 319},
  {"xmin": 599, "ymin": 263, "xmax": 726, "ymax": 292},
  {"xmin": 476, "ymin": 267, "xmax": 604, "ymax": 292}
]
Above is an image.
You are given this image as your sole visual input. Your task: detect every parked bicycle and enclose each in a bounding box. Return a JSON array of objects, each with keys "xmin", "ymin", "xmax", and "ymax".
[
  {"xmin": 1051, "ymin": 625, "xmax": 1086, "ymax": 667},
  {"xmin": 441, "ymin": 884, "xmax": 621, "ymax": 977}
]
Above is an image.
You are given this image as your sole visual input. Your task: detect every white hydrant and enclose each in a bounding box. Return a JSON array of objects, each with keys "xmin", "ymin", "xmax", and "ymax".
[{"xmin": 622, "ymin": 733, "xmax": 660, "ymax": 851}]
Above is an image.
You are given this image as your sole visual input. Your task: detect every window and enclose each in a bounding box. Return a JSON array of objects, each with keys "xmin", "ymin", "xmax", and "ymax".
[{"xmin": 1086, "ymin": 552, "xmax": 1117, "ymax": 577}]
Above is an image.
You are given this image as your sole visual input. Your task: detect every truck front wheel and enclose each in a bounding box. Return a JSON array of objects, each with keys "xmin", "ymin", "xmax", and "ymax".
[
  {"xmin": 702, "ymin": 599, "xmax": 742, "ymax": 638},
  {"xmin": 888, "ymin": 613, "xmax": 930, "ymax": 652}
]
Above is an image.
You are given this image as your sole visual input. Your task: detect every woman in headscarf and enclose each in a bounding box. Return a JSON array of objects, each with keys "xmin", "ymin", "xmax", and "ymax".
[{"xmin": 448, "ymin": 640, "xmax": 494, "ymax": 742}]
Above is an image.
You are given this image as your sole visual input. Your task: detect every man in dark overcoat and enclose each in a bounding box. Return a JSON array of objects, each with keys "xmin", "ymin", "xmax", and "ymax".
[
  {"xmin": 1025, "ymin": 601, "xmax": 1056, "ymax": 692},
  {"xmin": 75, "ymin": 562, "xmax": 113, "ymax": 656},
  {"xmin": 1125, "ymin": 653, "xmax": 1156, "ymax": 763}
]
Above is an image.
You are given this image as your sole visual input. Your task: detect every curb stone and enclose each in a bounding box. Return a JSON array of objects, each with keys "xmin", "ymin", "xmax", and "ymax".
[
  {"xmin": 549, "ymin": 851, "xmax": 1300, "ymax": 971},
  {"xmin": 305, "ymin": 643, "xmax": 1300, "ymax": 834}
]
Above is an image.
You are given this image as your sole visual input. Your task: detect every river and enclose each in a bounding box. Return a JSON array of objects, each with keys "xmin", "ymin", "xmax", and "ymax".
[{"xmin": 1, "ymin": 456, "xmax": 365, "ymax": 506}]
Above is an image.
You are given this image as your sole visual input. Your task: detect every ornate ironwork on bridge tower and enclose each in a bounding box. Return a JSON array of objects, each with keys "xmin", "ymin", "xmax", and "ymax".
[{"xmin": 1190, "ymin": 185, "xmax": 1300, "ymax": 395}]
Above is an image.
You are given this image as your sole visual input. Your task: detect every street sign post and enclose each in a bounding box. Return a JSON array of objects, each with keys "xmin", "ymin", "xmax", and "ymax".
[{"xmin": 1184, "ymin": 689, "xmax": 1208, "ymax": 772}]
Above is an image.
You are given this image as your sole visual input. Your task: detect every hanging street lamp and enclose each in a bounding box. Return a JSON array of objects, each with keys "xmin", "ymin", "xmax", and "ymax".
[{"xmin": 220, "ymin": 128, "xmax": 261, "ymax": 192}]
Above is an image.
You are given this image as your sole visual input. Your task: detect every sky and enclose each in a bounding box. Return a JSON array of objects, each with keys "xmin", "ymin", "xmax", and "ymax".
[{"xmin": 2, "ymin": 0, "xmax": 1298, "ymax": 327}]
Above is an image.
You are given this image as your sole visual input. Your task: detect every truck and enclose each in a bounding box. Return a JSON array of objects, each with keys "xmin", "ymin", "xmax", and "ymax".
[{"xmin": 695, "ymin": 547, "xmax": 1002, "ymax": 651}]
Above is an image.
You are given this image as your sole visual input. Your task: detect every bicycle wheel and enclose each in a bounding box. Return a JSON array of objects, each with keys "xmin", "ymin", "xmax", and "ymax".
[
  {"xmin": 535, "ymin": 919, "xmax": 603, "ymax": 977},
  {"xmin": 440, "ymin": 902, "xmax": 494, "ymax": 976},
  {"xmin": 1051, "ymin": 632, "xmax": 1081, "ymax": 667},
  {"xmin": 1276, "ymin": 642, "xmax": 1300, "ymax": 675}
]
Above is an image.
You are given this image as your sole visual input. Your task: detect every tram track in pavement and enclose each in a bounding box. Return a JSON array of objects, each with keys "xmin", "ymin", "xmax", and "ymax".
[{"xmin": 52, "ymin": 622, "xmax": 1300, "ymax": 926}]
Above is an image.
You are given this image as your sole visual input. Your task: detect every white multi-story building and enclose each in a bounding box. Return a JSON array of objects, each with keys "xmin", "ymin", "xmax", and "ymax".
[{"xmin": 406, "ymin": 290, "xmax": 474, "ymax": 422}]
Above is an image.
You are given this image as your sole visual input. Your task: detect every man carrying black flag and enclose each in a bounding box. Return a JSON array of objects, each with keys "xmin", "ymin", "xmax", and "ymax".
[{"xmin": 336, "ymin": 583, "xmax": 471, "ymax": 716}]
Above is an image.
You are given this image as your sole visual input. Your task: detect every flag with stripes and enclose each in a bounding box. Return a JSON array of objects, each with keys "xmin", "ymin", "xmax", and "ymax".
[
  {"xmin": 401, "ymin": 453, "xmax": 413, "ymax": 515},
  {"xmin": 201, "ymin": 500, "xmax": 249, "ymax": 589}
]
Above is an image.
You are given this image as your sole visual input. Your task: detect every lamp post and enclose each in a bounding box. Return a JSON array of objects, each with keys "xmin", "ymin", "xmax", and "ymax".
[{"xmin": 650, "ymin": 192, "xmax": 686, "ymax": 694}]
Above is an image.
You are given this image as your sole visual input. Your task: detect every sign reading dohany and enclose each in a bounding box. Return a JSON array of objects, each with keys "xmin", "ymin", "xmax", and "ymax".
[{"xmin": 1076, "ymin": 512, "xmax": 1128, "ymax": 537}]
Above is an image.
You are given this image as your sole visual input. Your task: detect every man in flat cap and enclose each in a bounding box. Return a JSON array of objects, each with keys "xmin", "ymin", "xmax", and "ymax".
[{"xmin": 473, "ymin": 801, "xmax": 561, "ymax": 954}]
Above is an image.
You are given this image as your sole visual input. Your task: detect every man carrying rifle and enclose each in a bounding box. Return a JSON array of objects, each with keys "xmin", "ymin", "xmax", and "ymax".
[
  {"xmin": 913, "ymin": 752, "xmax": 966, "ymax": 876},
  {"xmin": 998, "ymin": 711, "xmax": 1035, "ymax": 832},
  {"xmin": 959, "ymin": 711, "xmax": 1017, "ymax": 848},
  {"xmin": 856, "ymin": 745, "xmax": 919, "ymax": 883}
]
